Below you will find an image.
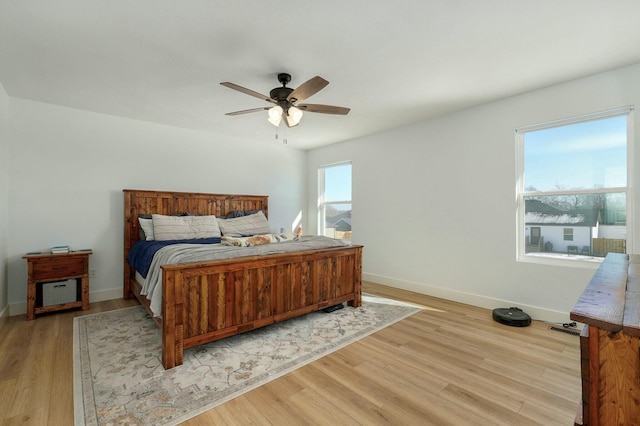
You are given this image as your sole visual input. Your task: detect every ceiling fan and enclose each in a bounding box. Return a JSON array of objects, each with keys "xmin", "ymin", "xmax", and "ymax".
[{"xmin": 220, "ymin": 73, "xmax": 350, "ymax": 127}]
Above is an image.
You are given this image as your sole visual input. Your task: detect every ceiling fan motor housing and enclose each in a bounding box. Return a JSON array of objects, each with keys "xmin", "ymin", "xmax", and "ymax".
[
  {"xmin": 270, "ymin": 86, "xmax": 293, "ymax": 102},
  {"xmin": 271, "ymin": 73, "xmax": 295, "ymax": 104}
]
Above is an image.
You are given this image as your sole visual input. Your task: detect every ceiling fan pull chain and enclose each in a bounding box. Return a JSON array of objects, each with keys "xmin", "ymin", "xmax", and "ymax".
[{"xmin": 275, "ymin": 122, "xmax": 286, "ymax": 143}]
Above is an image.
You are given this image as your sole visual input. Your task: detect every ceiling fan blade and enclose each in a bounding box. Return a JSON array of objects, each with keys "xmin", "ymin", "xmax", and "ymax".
[
  {"xmin": 220, "ymin": 82, "xmax": 276, "ymax": 104},
  {"xmin": 225, "ymin": 107, "xmax": 270, "ymax": 116},
  {"xmin": 297, "ymin": 104, "xmax": 350, "ymax": 115},
  {"xmin": 287, "ymin": 76, "xmax": 329, "ymax": 103}
]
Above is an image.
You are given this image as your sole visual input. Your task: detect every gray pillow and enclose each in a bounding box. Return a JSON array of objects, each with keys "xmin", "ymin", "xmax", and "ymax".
[
  {"xmin": 216, "ymin": 211, "xmax": 271, "ymax": 237},
  {"xmin": 152, "ymin": 214, "xmax": 221, "ymax": 240}
]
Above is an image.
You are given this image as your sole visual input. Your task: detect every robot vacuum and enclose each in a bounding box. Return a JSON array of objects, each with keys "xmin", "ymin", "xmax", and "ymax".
[{"xmin": 492, "ymin": 307, "xmax": 531, "ymax": 327}]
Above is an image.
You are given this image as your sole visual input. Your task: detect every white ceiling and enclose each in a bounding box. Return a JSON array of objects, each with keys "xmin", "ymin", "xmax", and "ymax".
[{"xmin": 2, "ymin": 1, "xmax": 640, "ymax": 150}]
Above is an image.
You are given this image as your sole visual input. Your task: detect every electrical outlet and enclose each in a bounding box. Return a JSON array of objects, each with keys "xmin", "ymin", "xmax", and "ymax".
[{"xmin": 90, "ymin": 269, "xmax": 97, "ymax": 278}]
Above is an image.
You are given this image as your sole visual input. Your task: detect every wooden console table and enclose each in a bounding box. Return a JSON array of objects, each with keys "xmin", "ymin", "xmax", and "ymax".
[{"xmin": 570, "ymin": 253, "xmax": 640, "ymax": 425}]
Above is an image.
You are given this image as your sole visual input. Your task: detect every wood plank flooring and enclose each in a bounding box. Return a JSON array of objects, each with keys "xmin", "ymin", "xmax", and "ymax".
[{"xmin": 0, "ymin": 282, "xmax": 581, "ymax": 425}]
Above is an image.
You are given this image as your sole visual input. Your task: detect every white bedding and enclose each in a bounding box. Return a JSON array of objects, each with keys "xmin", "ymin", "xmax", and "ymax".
[{"xmin": 139, "ymin": 236, "xmax": 348, "ymax": 316}]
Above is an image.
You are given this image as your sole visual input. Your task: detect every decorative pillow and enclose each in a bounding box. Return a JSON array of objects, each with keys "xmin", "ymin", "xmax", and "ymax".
[
  {"xmin": 216, "ymin": 211, "xmax": 271, "ymax": 237},
  {"xmin": 152, "ymin": 214, "xmax": 221, "ymax": 241},
  {"xmin": 138, "ymin": 217, "xmax": 155, "ymax": 241}
]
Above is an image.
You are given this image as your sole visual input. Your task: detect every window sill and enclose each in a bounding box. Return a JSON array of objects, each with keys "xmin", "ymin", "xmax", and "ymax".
[{"xmin": 517, "ymin": 252, "xmax": 603, "ymax": 269}]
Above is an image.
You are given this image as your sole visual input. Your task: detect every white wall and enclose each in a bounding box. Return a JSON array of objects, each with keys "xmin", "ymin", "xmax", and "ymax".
[
  {"xmin": 7, "ymin": 99, "xmax": 306, "ymax": 314},
  {"xmin": 0, "ymin": 82, "xmax": 9, "ymax": 317},
  {"xmin": 307, "ymin": 62, "xmax": 640, "ymax": 322}
]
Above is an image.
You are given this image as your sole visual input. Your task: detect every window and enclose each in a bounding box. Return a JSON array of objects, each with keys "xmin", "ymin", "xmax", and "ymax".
[
  {"xmin": 563, "ymin": 228, "xmax": 574, "ymax": 241},
  {"xmin": 517, "ymin": 107, "xmax": 632, "ymax": 262},
  {"xmin": 318, "ymin": 162, "xmax": 352, "ymax": 240}
]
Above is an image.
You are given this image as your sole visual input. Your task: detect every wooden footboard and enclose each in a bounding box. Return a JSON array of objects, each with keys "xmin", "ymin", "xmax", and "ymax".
[{"xmin": 161, "ymin": 245, "xmax": 362, "ymax": 369}]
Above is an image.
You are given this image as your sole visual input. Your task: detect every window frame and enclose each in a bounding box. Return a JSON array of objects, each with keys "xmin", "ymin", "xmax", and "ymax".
[
  {"xmin": 516, "ymin": 106, "xmax": 634, "ymax": 266},
  {"xmin": 318, "ymin": 161, "xmax": 352, "ymax": 240}
]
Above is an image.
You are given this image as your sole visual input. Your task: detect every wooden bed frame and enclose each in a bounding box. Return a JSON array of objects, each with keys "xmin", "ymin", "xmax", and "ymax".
[{"xmin": 123, "ymin": 189, "xmax": 363, "ymax": 369}]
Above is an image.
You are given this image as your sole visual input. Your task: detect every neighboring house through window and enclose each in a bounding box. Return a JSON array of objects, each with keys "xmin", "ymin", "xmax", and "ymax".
[
  {"xmin": 318, "ymin": 162, "xmax": 352, "ymax": 240},
  {"xmin": 516, "ymin": 107, "xmax": 632, "ymax": 262}
]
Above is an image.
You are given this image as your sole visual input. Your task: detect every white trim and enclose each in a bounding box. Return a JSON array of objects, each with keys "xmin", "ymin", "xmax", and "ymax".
[
  {"xmin": 317, "ymin": 167, "xmax": 325, "ymax": 235},
  {"xmin": 0, "ymin": 303, "xmax": 9, "ymax": 319},
  {"xmin": 318, "ymin": 160, "xmax": 352, "ymax": 169},
  {"xmin": 516, "ymin": 105, "xmax": 633, "ymax": 134},
  {"xmin": 515, "ymin": 253, "xmax": 602, "ymax": 269},
  {"xmin": 323, "ymin": 200, "xmax": 352, "ymax": 205},
  {"xmin": 515, "ymin": 128, "xmax": 525, "ymax": 260},
  {"xmin": 363, "ymin": 272, "xmax": 573, "ymax": 324},
  {"xmin": 9, "ymin": 301, "xmax": 27, "ymax": 316},
  {"xmin": 524, "ymin": 187, "xmax": 627, "ymax": 197},
  {"xmin": 89, "ymin": 287, "xmax": 122, "ymax": 303},
  {"xmin": 626, "ymin": 110, "xmax": 635, "ymax": 254}
]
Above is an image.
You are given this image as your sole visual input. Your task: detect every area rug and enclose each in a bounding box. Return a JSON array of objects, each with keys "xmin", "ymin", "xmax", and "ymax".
[{"xmin": 73, "ymin": 294, "xmax": 422, "ymax": 425}]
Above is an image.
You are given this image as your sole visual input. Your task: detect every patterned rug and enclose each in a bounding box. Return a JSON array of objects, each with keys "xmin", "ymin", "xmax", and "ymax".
[{"xmin": 73, "ymin": 294, "xmax": 422, "ymax": 425}]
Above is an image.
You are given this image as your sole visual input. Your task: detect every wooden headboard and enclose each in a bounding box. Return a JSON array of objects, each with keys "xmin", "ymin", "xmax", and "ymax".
[{"xmin": 122, "ymin": 189, "xmax": 269, "ymax": 298}]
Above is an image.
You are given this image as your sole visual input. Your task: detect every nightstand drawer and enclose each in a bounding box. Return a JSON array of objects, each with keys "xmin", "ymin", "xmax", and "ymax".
[{"xmin": 32, "ymin": 257, "xmax": 85, "ymax": 281}]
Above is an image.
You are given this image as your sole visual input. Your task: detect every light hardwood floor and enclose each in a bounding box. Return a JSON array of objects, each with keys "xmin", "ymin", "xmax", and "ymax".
[{"xmin": 0, "ymin": 282, "xmax": 581, "ymax": 425}]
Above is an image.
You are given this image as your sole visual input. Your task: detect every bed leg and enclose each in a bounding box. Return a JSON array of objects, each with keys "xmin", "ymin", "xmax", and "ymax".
[
  {"xmin": 162, "ymin": 269, "xmax": 184, "ymax": 369},
  {"xmin": 162, "ymin": 328, "xmax": 184, "ymax": 369},
  {"xmin": 348, "ymin": 288, "xmax": 362, "ymax": 308},
  {"xmin": 348, "ymin": 247, "xmax": 363, "ymax": 308},
  {"xmin": 123, "ymin": 266, "xmax": 136, "ymax": 300},
  {"xmin": 162, "ymin": 309, "xmax": 185, "ymax": 369}
]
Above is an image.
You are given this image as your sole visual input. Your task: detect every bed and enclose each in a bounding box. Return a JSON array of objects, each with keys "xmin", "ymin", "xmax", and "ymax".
[{"xmin": 123, "ymin": 189, "xmax": 363, "ymax": 369}]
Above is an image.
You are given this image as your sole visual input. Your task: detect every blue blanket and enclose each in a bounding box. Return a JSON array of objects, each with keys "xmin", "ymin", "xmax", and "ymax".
[{"xmin": 127, "ymin": 238, "xmax": 221, "ymax": 278}]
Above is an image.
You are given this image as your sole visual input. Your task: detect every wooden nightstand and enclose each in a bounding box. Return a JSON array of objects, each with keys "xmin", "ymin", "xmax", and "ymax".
[{"xmin": 23, "ymin": 250, "xmax": 92, "ymax": 320}]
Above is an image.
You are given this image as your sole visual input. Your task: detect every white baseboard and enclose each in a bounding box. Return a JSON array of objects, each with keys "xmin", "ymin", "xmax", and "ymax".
[
  {"xmin": 89, "ymin": 287, "xmax": 122, "ymax": 303},
  {"xmin": 9, "ymin": 302, "xmax": 27, "ymax": 317},
  {"xmin": 8, "ymin": 287, "xmax": 123, "ymax": 317},
  {"xmin": 363, "ymin": 272, "xmax": 572, "ymax": 325},
  {"xmin": 0, "ymin": 303, "xmax": 9, "ymax": 319}
]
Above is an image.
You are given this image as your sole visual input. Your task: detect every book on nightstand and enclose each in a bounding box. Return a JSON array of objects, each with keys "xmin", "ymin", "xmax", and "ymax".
[{"xmin": 50, "ymin": 245, "xmax": 70, "ymax": 254}]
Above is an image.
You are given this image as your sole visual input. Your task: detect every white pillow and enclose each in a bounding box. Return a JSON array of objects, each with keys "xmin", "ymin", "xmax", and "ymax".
[
  {"xmin": 152, "ymin": 214, "xmax": 221, "ymax": 241},
  {"xmin": 216, "ymin": 211, "xmax": 271, "ymax": 237},
  {"xmin": 138, "ymin": 217, "xmax": 155, "ymax": 241}
]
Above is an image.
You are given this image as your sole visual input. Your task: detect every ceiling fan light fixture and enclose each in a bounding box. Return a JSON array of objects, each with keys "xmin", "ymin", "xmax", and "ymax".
[
  {"xmin": 287, "ymin": 106, "xmax": 303, "ymax": 126},
  {"xmin": 267, "ymin": 105, "xmax": 283, "ymax": 126}
]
